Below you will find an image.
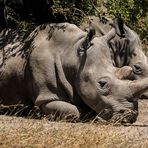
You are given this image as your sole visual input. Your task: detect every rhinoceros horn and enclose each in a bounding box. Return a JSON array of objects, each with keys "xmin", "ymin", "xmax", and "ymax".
[
  {"xmin": 129, "ymin": 78, "xmax": 148, "ymax": 99},
  {"xmin": 103, "ymin": 27, "xmax": 116, "ymax": 42},
  {"xmin": 115, "ymin": 66, "xmax": 133, "ymax": 80}
]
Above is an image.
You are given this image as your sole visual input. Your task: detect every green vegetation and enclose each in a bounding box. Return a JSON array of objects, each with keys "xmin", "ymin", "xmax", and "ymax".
[
  {"xmin": 98, "ymin": 0, "xmax": 148, "ymax": 47},
  {"xmin": 0, "ymin": 0, "xmax": 147, "ymax": 44}
]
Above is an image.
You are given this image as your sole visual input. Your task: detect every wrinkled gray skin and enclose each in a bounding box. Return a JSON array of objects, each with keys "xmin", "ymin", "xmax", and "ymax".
[
  {"xmin": 1, "ymin": 23, "xmax": 148, "ymax": 123},
  {"xmin": 89, "ymin": 16, "xmax": 148, "ymax": 98}
]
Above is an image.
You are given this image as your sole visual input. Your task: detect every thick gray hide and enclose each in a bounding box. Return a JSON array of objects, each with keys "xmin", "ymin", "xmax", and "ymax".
[{"xmin": 1, "ymin": 23, "xmax": 148, "ymax": 123}]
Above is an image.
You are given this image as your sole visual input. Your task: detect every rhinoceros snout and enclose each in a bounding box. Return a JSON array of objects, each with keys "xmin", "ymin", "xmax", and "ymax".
[
  {"xmin": 110, "ymin": 109, "xmax": 138, "ymax": 124},
  {"xmin": 121, "ymin": 110, "xmax": 138, "ymax": 124},
  {"xmin": 114, "ymin": 100, "xmax": 138, "ymax": 124}
]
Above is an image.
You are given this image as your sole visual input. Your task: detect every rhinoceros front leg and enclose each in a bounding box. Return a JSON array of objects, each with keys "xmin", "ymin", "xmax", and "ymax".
[
  {"xmin": 40, "ymin": 101, "xmax": 84, "ymax": 121},
  {"xmin": 30, "ymin": 49, "xmax": 93, "ymax": 121},
  {"xmin": 30, "ymin": 52, "xmax": 86, "ymax": 120},
  {"xmin": 40, "ymin": 101, "xmax": 95, "ymax": 121},
  {"xmin": 30, "ymin": 49, "xmax": 59, "ymax": 105}
]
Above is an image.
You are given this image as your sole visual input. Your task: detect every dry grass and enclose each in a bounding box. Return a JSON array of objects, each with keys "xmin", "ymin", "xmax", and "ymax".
[
  {"xmin": 0, "ymin": 100, "xmax": 148, "ymax": 148},
  {"xmin": 0, "ymin": 116, "xmax": 148, "ymax": 148}
]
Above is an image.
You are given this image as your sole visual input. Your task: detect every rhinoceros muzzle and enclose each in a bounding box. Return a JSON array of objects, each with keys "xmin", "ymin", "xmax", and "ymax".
[
  {"xmin": 110, "ymin": 109, "xmax": 138, "ymax": 124},
  {"xmin": 98, "ymin": 107, "xmax": 138, "ymax": 124},
  {"xmin": 129, "ymin": 78, "xmax": 148, "ymax": 98},
  {"xmin": 111, "ymin": 76, "xmax": 148, "ymax": 124}
]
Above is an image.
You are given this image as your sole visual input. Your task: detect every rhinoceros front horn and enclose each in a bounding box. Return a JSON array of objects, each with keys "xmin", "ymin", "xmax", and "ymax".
[{"xmin": 129, "ymin": 78, "xmax": 148, "ymax": 97}]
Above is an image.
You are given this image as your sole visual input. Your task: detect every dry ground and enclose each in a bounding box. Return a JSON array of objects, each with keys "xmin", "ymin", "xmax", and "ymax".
[{"xmin": 0, "ymin": 100, "xmax": 148, "ymax": 148}]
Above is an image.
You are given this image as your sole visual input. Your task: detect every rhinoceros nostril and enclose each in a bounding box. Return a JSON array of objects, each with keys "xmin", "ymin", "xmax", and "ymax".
[
  {"xmin": 97, "ymin": 78, "xmax": 110, "ymax": 95},
  {"xmin": 119, "ymin": 109, "xmax": 125, "ymax": 114},
  {"xmin": 140, "ymin": 94, "xmax": 148, "ymax": 99}
]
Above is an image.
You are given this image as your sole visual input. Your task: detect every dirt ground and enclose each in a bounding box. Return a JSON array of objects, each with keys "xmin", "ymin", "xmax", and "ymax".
[{"xmin": 0, "ymin": 100, "xmax": 148, "ymax": 148}]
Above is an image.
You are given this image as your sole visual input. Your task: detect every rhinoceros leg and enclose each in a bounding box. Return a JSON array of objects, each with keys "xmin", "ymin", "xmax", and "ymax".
[
  {"xmin": 29, "ymin": 48, "xmax": 59, "ymax": 104},
  {"xmin": 40, "ymin": 101, "xmax": 89, "ymax": 121},
  {"xmin": 30, "ymin": 51, "xmax": 85, "ymax": 120}
]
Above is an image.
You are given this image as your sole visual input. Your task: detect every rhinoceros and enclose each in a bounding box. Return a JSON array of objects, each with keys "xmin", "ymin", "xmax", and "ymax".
[
  {"xmin": 89, "ymin": 16, "xmax": 148, "ymax": 80},
  {"xmin": 89, "ymin": 16, "xmax": 148, "ymax": 99},
  {"xmin": 0, "ymin": 22, "xmax": 148, "ymax": 123}
]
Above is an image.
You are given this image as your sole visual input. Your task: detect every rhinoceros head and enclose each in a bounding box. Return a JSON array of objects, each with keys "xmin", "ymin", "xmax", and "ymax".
[
  {"xmin": 75, "ymin": 26, "xmax": 148, "ymax": 123},
  {"xmin": 113, "ymin": 16, "xmax": 148, "ymax": 80},
  {"xmin": 113, "ymin": 16, "xmax": 148, "ymax": 99}
]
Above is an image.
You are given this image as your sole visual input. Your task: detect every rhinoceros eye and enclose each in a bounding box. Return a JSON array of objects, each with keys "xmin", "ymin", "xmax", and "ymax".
[
  {"xmin": 132, "ymin": 52, "xmax": 137, "ymax": 56},
  {"xmin": 97, "ymin": 78, "xmax": 110, "ymax": 96},
  {"xmin": 132, "ymin": 64, "xmax": 143, "ymax": 75}
]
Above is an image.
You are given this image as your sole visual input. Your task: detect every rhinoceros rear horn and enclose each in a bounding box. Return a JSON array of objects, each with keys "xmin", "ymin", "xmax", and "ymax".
[{"xmin": 104, "ymin": 28, "xmax": 116, "ymax": 42}]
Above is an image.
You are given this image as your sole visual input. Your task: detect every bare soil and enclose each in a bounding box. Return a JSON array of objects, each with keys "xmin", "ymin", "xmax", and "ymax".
[{"xmin": 0, "ymin": 100, "xmax": 148, "ymax": 148}]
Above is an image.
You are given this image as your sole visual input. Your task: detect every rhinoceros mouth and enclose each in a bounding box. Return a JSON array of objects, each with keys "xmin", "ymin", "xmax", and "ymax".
[
  {"xmin": 95, "ymin": 108, "xmax": 138, "ymax": 124},
  {"xmin": 97, "ymin": 100, "xmax": 138, "ymax": 124},
  {"xmin": 109, "ymin": 109, "xmax": 138, "ymax": 124}
]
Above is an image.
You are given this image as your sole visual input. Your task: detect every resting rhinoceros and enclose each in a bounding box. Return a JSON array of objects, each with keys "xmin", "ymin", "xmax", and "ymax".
[
  {"xmin": 89, "ymin": 16, "xmax": 148, "ymax": 80},
  {"xmin": 0, "ymin": 22, "xmax": 148, "ymax": 123},
  {"xmin": 89, "ymin": 16, "xmax": 148, "ymax": 98}
]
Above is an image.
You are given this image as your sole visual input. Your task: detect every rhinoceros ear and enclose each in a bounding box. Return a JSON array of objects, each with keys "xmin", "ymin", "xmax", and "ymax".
[
  {"xmin": 84, "ymin": 26, "xmax": 96, "ymax": 44},
  {"xmin": 114, "ymin": 15, "xmax": 138, "ymax": 52},
  {"xmin": 113, "ymin": 15, "xmax": 136, "ymax": 41},
  {"xmin": 113, "ymin": 15, "xmax": 125, "ymax": 38},
  {"xmin": 104, "ymin": 15, "xmax": 125, "ymax": 42},
  {"xmin": 78, "ymin": 26, "xmax": 95, "ymax": 56}
]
